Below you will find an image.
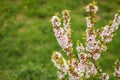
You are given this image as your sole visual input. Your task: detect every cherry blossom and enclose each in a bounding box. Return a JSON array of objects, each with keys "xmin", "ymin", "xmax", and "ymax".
[{"xmin": 51, "ymin": 1, "xmax": 120, "ymax": 80}]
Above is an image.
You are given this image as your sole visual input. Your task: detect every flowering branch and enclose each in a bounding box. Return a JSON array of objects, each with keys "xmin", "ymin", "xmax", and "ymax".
[
  {"xmin": 51, "ymin": 10, "xmax": 73, "ymax": 57},
  {"xmin": 51, "ymin": 1, "xmax": 120, "ymax": 80}
]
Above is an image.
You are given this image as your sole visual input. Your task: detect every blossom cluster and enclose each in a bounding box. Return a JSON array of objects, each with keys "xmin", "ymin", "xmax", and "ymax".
[
  {"xmin": 76, "ymin": 42, "xmax": 97, "ymax": 78},
  {"xmin": 113, "ymin": 60, "xmax": 120, "ymax": 78},
  {"xmin": 85, "ymin": 2, "xmax": 102, "ymax": 61},
  {"xmin": 100, "ymin": 73, "xmax": 109, "ymax": 80},
  {"xmin": 51, "ymin": 10, "xmax": 73, "ymax": 56},
  {"xmin": 51, "ymin": 1, "xmax": 120, "ymax": 80},
  {"xmin": 52, "ymin": 51, "xmax": 69, "ymax": 79},
  {"xmin": 100, "ymin": 14, "xmax": 120, "ymax": 43},
  {"xmin": 86, "ymin": 2, "xmax": 98, "ymax": 14}
]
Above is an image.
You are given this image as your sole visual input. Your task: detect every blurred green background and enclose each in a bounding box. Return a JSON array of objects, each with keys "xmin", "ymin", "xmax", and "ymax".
[{"xmin": 0, "ymin": 0, "xmax": 120, "ymax": 80}]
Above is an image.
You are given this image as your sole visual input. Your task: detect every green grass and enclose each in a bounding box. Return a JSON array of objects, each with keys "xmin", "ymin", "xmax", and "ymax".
[{"xmin": 0, "ymin": 0, "xmax": 120, "ymax": 80}]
